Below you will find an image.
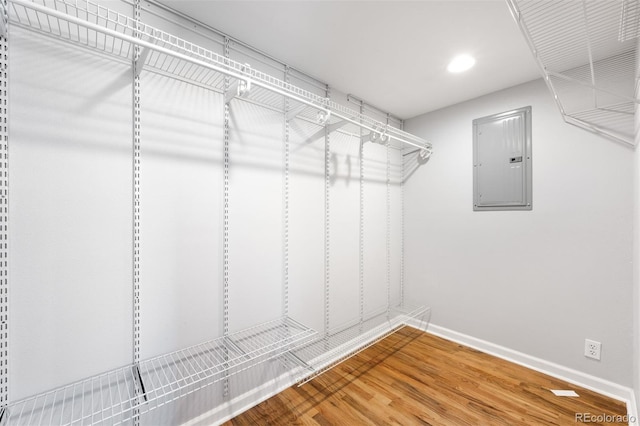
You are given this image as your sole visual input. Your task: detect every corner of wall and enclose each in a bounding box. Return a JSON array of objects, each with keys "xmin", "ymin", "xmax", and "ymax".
[
  {"xmin": 633, "ymin": 48, "xmax": 640, "ymax": 421},
  {"xmin": 404, "ymin": 78, "xmax": 635, "ymax": 386},
  {"xmin": 632, "ymin": 121, "xmax": 639, "ymax": 422}
]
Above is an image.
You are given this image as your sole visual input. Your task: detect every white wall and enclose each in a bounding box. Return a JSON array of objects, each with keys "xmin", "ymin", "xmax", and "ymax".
[
  {"xmin": 404, "ymin": 79, "xmax": 634, "ymax": 386},
  {"xmin": 10, "ymin": 28, "xmax": 133, "ymax": 400}
]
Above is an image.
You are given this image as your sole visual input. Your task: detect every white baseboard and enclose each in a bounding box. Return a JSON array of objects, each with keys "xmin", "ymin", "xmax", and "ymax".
[
  {"xmin": 630, "ymin": 392, "xmax": 639, "ymax": 426},
  {"xmin": 405, "ymin": 318, "xmax": 638, "ymax": 425}
]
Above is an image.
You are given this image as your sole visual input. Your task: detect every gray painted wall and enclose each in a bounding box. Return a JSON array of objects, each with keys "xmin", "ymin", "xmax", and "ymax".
[{"xmin": 404, "ymin": 79, "xmax": 634, "ymax": 386}]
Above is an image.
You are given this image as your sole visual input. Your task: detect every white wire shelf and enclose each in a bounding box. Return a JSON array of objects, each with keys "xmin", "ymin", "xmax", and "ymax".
[
  {"xmin": 7, "ymin": 0, "xmax": 432, "ymax": 154},
  {"xmin": 291, "ymin": 304, "xmax": 429, "ymax": 386},
  {"xmin": 507, "ymin": 0, "xmax": 639, "ymax": 146},
  {"xmin": 6, "ymin": 316, "xmax": 316, "ymax": 426}
]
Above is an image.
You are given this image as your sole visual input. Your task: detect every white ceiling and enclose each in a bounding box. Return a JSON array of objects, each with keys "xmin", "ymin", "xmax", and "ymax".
[{"xmin": 161, "ymin": 1, "xmax": 542, "ymax": 120}]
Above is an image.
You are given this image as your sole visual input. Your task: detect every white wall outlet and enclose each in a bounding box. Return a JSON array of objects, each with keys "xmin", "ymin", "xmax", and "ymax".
[{"xmin": 584, "ymin": 339, "xmax": 601, "ymax": 360}]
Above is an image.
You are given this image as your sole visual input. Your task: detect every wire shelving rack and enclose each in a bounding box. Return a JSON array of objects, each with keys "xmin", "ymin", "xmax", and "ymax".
[
  {"xmin": 8, "ymin": 317, "xmax": 316, "ymax": 425},
  {"xmin": 507, "ymin": 0, "xmax": 639, "ymax": 146},
  {"xmin": 6, "ymin": 0, "xmax": 432, "ymax": 154},
  {"xmin": 1, "ymin": 0, "xmax": 433, "ymax": 424}
]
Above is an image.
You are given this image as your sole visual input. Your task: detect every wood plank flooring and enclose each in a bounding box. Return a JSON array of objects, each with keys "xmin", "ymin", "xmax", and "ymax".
[{"xmin": 224, "ymin": 327, "xmax": 628, "ymax": 425}]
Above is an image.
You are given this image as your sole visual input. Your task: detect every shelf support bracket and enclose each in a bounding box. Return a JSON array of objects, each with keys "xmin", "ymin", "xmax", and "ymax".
[
  {"xmin": 224, "ymin": 64, "xmax": 253, "ymax": 105},
  {"xmin": 224, "ymin": 77, "xmax": 252, "ymax": 105},
  {"xmin": 403, "ymin": 146, "xmax": 432, "ymax": 161},
  {"xmin": 132, "ymin": 364, "xmax": 148, "ymax": 403},
  {"xmin": 281, "ymin": 351, "xmax": 313, "ymax": 373},
  {"xmin": 0, "ymin": 3, "xmax": 6, "ymax": 39},
  {"xmin": 134, "ymin": 34, "xmax": 155, "ymax": 78},
  {"xmin": 306, "ymin": 118, "xmax": 346, "ymax": 143},
  {"xmin": 285, "ymin": 103, "xmax": 308, "ymax": 122},
  {"xmin": 418, "ymin": 147, "xmax": 432, "ymax": 163},
  {"xmin": 0, "ymin": 407, "xmax": 7, "ymax": 426},
  {"xmin": 224, "ymin": 336, "xmax": 248, "ymax": 360},
  {"xmin": 316, "ymin": 109, "xmax": 331, "ymax": 125}
]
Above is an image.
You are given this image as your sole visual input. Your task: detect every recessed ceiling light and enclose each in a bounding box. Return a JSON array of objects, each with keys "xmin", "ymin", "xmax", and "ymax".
[{"xmin": 447, "ymin": 54, "xmax": 476, "ymax": 73}]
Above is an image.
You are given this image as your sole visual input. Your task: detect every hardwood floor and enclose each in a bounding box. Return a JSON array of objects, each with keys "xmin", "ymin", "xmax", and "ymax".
[{"xmin": 224, "ymin": 328, "xmax": 628, "ymax": 425}]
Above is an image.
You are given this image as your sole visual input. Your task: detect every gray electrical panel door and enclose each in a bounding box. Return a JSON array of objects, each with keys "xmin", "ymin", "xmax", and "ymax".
[{"xmin": 473, "ymin": 106, "xmax": 532, "ymax": 211}]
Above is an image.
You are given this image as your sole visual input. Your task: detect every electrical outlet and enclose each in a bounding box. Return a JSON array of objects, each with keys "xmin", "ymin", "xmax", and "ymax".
[{"xmin": 584, "ymin": 339, "xmax": 601, "ymax": 360}]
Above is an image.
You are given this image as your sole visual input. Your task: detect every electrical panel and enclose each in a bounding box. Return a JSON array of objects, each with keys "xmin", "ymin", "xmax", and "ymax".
[{"xmin": 473, "ymin": 106, "xmax": 532, "ymax": 211}]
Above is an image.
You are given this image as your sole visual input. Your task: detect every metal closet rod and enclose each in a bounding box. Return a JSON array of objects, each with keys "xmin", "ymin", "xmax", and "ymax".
[{"xmin": 11, "ymin": 0, "xmax": 431, "ymax": 151}]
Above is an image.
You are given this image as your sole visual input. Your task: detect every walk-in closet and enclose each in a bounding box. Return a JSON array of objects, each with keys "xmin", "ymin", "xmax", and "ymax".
[{"xmin": 1, "ymin": 0, "xmax": 640, "ymax": 425}]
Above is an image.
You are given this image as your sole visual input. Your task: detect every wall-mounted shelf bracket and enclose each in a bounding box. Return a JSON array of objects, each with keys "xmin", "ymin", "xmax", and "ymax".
[
  {"xmin": 418, "ymin": 148, "xmax": 432, "ymax": 162},
  {"xmin": 281, "ymin": 351, "xmax": 313, "ymax": 374},
  {"xmin": 285, "ymin": 103, "xmax": 309, "ymax": 122},
  {"xmin": 403, "ymin": 144, "xmax": 433, "ymax": 163},
  {"xmin": 224, "ymin": 336, "xmax": 248, "ymax": 359},
  {"xmin": 0, "ymin": 1, "xmax": 7, "ymax": 38},
  {"xmin": 224, "ymin": 77, "xmax": 252, "ymax": 105},
  {"xmin": 0, "ymin": 407, "xmax": 8, "ymax": 426},
  {"xmin": 132, "ymin": 364, "xmax": 147, "ymax": 402},
  {"xmin": 307, "ymin": 118, "xmax": 347, "ymax": 143},
  {"xmin": 224, "ymin": 64, "xmax": 253, "ymax": 105},
  {"xmin": 316, "ymin": 109, "xmax": 331, "ymax": 125},
  {"xmin": 134, "ymin": 36, "xmax": 155, "ymax": 78}
]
